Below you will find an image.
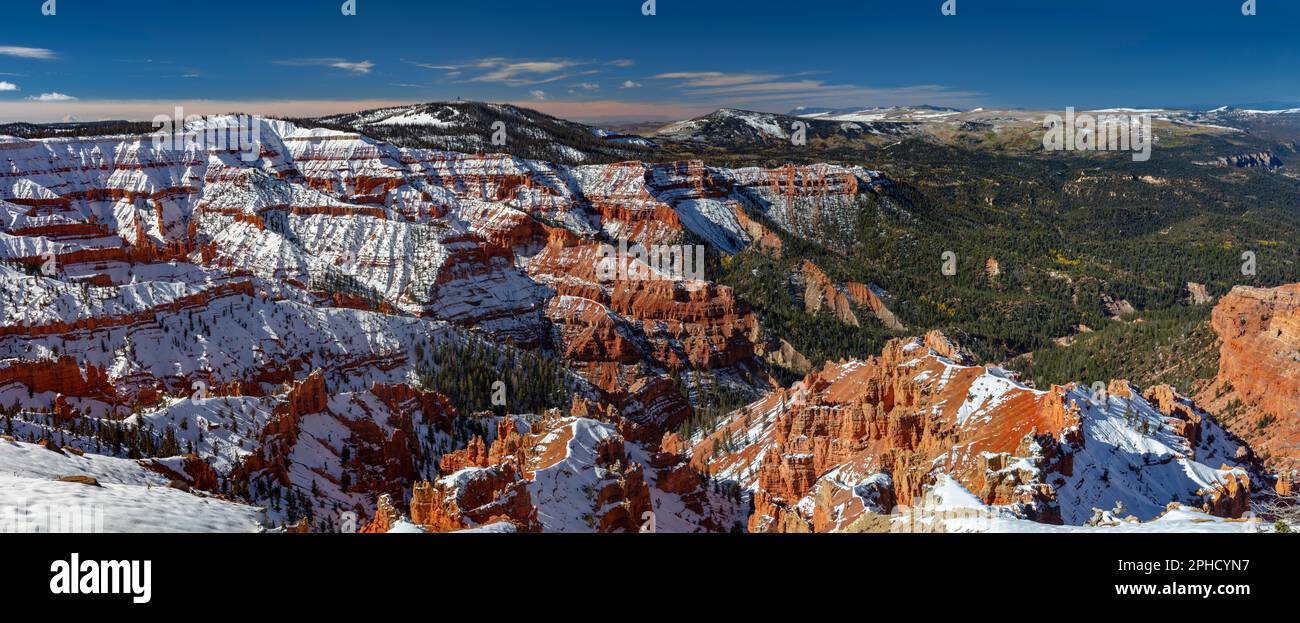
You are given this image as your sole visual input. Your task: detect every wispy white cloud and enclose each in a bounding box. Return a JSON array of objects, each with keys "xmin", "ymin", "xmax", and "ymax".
[
  {"xmin": 404, "ymin": 61, "xmax": 461, "ymax": 71},
  {"xmin": 621, "ymin": 80, "xmax": 642, "ymax": 89},
  {"xmin": 653, "ymin": 70, "xmax": 981, "ymax": 109},
  {"xmin": 330, "ymin": 60, "xmax": 373, "ymax": 74},
  {"xmin": 28, "ymin": 92, "xmax": 76, "ymax": 101},
  {"xmin": 472, "ymin": 59, "xmax": 576, "ymax": 85},
  {"xmin": 275, "ymin": 58, "xmax": 374, "ymax": 74},
  {"xmin": 652, "ymin": 72, "xmax": 780, "ymax": 87},
  {"xmin": 0, "ymin": 82, "xmax": 18, "ymax": 92},
  {"xmin": 402, "ymin": 60, "xmax": 462, "ymax": 78},
  {"xmin": 0, "ymin": 46, "xmax": 57, "ymax": 60},
  {"xmin": 406, "ymin": 58, "xmax": 572, "ymax": 85},
  {"xmin": 408, "ymin": 57, "xmax": 638, "ymax": 88},
  {"xmin": 529, "ymin": 90, "xmax": 547, "ymax": 101},
  {"xmin": 683, "ymin": 80, "xmax": 832, "ymax": 96}
]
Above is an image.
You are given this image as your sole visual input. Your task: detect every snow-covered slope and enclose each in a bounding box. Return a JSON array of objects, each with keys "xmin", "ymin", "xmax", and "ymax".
[{"xmin": 0, "ymin": 438, "xmax": 265, "ymax": 532}]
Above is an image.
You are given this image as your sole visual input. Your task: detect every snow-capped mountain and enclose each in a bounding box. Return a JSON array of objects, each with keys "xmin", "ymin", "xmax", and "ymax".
[
  {"xmin": 652, "ymin": 108, "xmax": 919, "ymax": 146},
  {"xmin": 791, "ymin": 105, "xmax": 962, "ymax": 122},
  {"xmin": 311, "ymin": 101, "xmax": 657, "ymax": 165}
]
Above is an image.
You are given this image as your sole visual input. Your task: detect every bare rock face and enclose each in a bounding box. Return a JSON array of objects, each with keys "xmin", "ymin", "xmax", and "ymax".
[
  {"xmin": 756, "ymin": 338, "xmax": 812, "ymax": 375},
  {"xmin": 529, "ymin": 231, "xmax": 764, "ymax": 434},
  {"xmin": 1199, "ymin": 471, "xmax": 1251, "ymax": 518},
  {"xmin": 729, "ymin": 163, "xmax": 892, "ymax": 248},
  {"xmin": 844, "ymin": 282, "xmax": 906, "ymax": 331},
  {"xmin": 439, "ymin": 435, "xmax": 489, "ymax": 474},
  {"xmin": 0, "ymin": 357, "xmax": 113, "ymax": 398},
  {"xmin": 1145, "ymin": 384, "xmax": 1203, "ymax": 449},
  {"xmin": 772, "ymin": 261, "xmax": 906, "ymax": 332},
  {"xmin": 409, "ymin": 413, "xmax": 542, "ymax": 533},
  {"xmin": 1198, "ymin": 284, "xmax": 1300, "ymax": 475},
  {"xmin": 793, "ymin": 260, "xmax": 858, "ymax": 327},
  {"xmin": 0, "ymin": 357, "xmax": 116, "ymax": 419}
]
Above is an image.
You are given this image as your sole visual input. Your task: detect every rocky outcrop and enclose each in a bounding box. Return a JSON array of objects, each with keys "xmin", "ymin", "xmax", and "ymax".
[
  {"xmin": 756, "ymin": 338, "xmax": 812, "ymax": 375},
  {"xmin": 0, "ymin": 357, "xmax": 116, "ymax": 416},
  {"xmin": 1101, "ymin": 294, "xmax": 1136, "ymax": 318},
  {"xmin": 1198, "ymin": 284, "xmax": 1300, "ymax": 475},
  {"xmin": 393, "ymin": 412, "xmax": 675, "ymax": 533},
  {"xmin": 844, "ymin": 282, "xmax": 906, "ymax": 331},
  {"xmin": 1145, "ymin": 384, "xmax": 1203, "ymax": 449},
  {"xmin": 696, "ymin": 331, "xmax": 1259, "ymax": 532},
  {"xmin": 1199, "ymin": 471, "xmax": 1251, "ymax": 518},
  {"xmin": 529, "ymin": 233, "xmax": 764, "ymax": 433},
  {"xmin": 985, "ymin": 258, "xmax": 1001, "ymax": 281},
  {"xmin": 143, "ymin": 454, "xmax": 220, "ymax": 493},
  {"xmin": 228, "ymin": 372, "xmax": 330, "ymax": 491},
  {"xmin": 793, "ymin": 260, "xmax": 858, "ymax": 326},
  {"xmin": 782, "ymin": 262, "xmax": 905, "ymax": 331},
  {"xmin": 229, "ymin": 374, "xmax": 453, "ymax": 526},
  {"xmin": 409, "ymin": 465, "xmax": 541, "ymax": 533},
  {"xmin": 1187, "ymin": 282, "xmax": 1213, "ymax": 306},
  {"xmin": 359, "ymin": 494, "xmax": 401, "ymax": 533},
  {"xmin": 727, "ymin": 163, "xmax": 893, "ymax": 249},
  {"xmin": 1214, "ymin": 151, "xmax": 1282, "ymax": 168}
]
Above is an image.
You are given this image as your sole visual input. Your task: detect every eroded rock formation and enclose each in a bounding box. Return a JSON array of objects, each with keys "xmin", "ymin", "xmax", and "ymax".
[
  {"xmin": 1198, "ymin": 284, "xmax": 1300, "ymax": 478},
  {"xmin": 694, "ymin": 332, "xmax": 1260, "ymax": 532}
]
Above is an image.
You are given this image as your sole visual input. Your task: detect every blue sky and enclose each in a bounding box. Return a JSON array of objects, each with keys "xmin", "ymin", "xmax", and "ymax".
[{"xmin": 1, "ymin": 0, "xmax": 1298, "ymax": 122}]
